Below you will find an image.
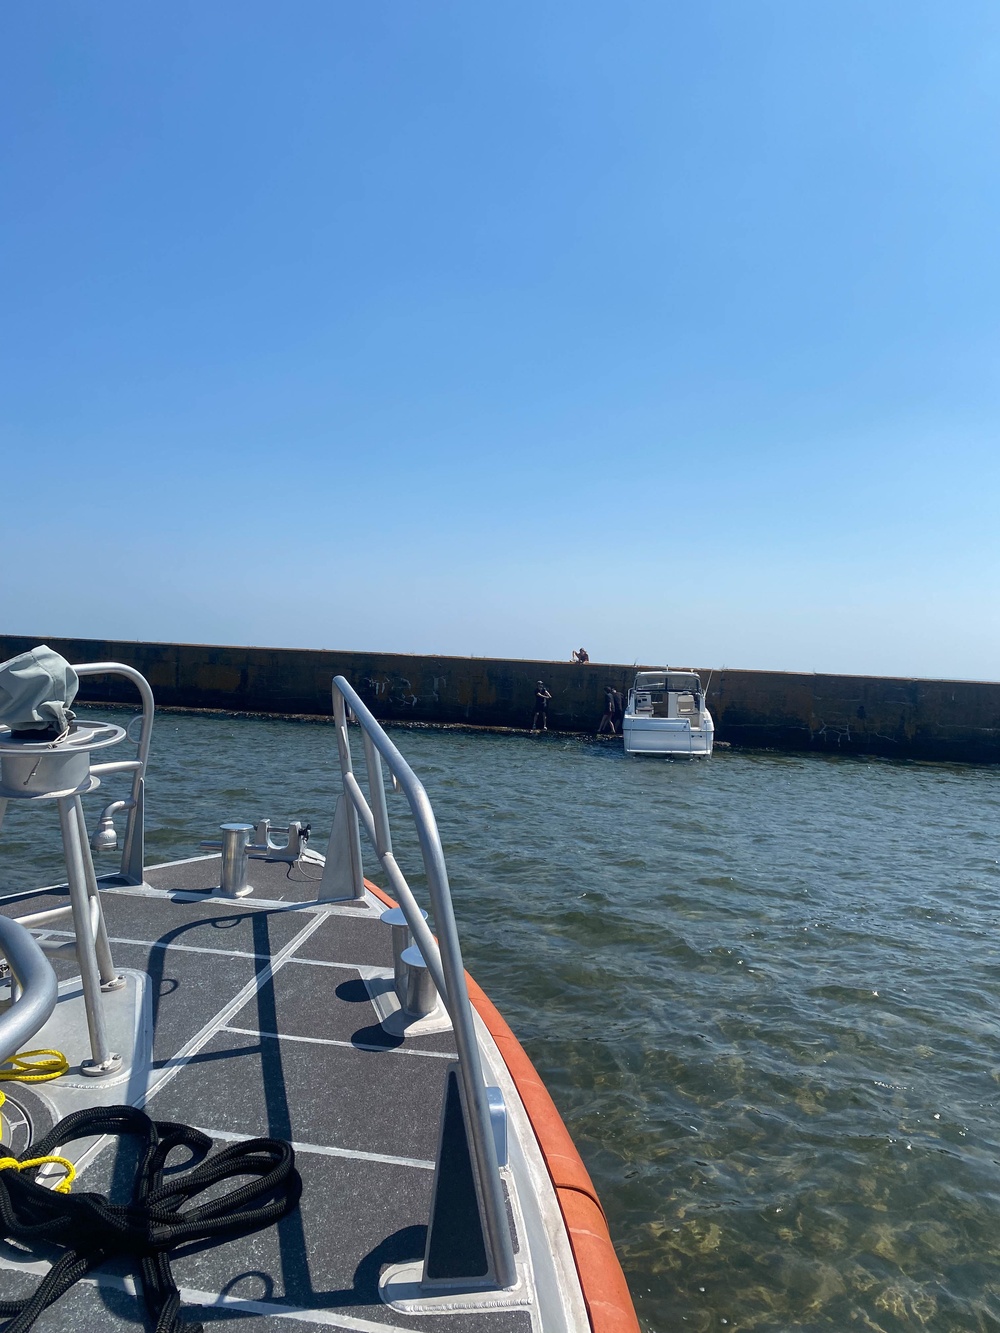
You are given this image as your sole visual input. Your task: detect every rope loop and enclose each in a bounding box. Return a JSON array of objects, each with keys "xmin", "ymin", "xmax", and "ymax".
[
  {"xmin": 0, "ymin": 1050, "xmax": 70, "ymax": 1084},
  {"xmin": 0, "ymin": 1103, "xmax": 302, "ymax": 1333},
  {"xmin": 0, "ymin": 1155, "xmax": 75, "ymax": 1195},
  {"xmin": 0, "ymin": 1048, "xmax": 71, "ymax": 1147}
]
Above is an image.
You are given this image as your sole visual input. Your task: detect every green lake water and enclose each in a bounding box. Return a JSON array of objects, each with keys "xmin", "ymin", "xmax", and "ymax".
[{"xmin": 4, "ymin": 709, "xmax": 1000, "ymax": 1331}]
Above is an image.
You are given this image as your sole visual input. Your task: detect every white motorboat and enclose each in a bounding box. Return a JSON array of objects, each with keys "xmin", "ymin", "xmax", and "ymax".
[{"xmin": 622, "ymin": 669, "xmax": 714, "ymax": 757}]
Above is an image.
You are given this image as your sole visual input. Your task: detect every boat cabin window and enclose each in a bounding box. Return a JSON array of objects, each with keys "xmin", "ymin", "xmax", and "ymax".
[{"xmin": 633, "ymin": 671, "xmax": 703, "ymax": 693}]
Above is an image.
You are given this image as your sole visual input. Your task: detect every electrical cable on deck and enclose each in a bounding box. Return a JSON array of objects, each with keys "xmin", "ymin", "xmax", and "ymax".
[
  {"xmin": 288, "ymin": 844, "xmax": 326, "ymax": 882},
  {"xmin": 0, "ymin": 1104, "xmax": 303, "ymax": 1333}
]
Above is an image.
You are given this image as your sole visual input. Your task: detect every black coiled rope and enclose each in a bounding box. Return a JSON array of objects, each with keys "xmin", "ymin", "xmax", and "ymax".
[{"xmin": 0, "ymin": 1104, "xmax": 302, "ymax": 1333}]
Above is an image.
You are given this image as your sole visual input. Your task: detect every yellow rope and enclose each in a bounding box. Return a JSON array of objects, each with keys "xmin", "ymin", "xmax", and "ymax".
[
  {"xmin": 0, "ymin": 1048, "xmax": 73, "ymax": 1191},
  {"xmin": 0, "ymin": 1050, "xmax": 70, "ymax": 1083},
  {"xmin": 0, "ymin": 1153, "xmax": 76, "ymax": 1194}
]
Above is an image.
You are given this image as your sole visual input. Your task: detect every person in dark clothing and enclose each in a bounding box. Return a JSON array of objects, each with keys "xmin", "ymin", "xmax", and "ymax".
[
  {"xmin": 597, "ymin": 685, "xmax": 617, "ymax": 735},
  {"xmin": 532, "ymin": 681, "xmax": 552, "ymax": 732},
  {"xmin": 572, "ymin": 648, "xmax": 590, "ymax": 664}
]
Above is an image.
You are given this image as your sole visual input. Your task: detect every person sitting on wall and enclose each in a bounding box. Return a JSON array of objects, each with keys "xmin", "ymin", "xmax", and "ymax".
[
  {"xmin": 571, "ymin": 648, "xmax": 590, "ymax": 663},
  {"xmin": 532, "ymin": 681, "xmax": 552, "ymax": 732}
]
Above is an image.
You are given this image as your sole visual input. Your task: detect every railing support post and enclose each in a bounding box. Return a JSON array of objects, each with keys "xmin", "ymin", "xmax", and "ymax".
[
  {"xmin": 57, "ymin": 797, "xmax": 121, "ymax": 1076},
  {"xmin": 330, "ymin": 693, "xmax": 367, "ymax": 902}
]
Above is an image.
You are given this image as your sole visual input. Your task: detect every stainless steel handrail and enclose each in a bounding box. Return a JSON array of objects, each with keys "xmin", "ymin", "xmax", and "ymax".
[
  {"xmin": 331, "ymin": 676, "xmax": 517, "ymax": 1290},
  {"xmin": 0, "ymin": 916, "xmax": 58, "ymax": 1066},
  {"xmin": 75, "ymin": 662, "xmax": 154, "ymax": 884}
]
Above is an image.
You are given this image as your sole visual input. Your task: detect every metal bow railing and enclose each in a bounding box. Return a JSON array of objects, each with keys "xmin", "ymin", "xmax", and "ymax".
[
  {"xmin": 75, "ymin": 662, "xmax": 155, "ymax": 885},
  {"xmin": 0, "ymin": 916, "xmax": 58, "ymax": 1067},
  {"xmin": 0, "ymin": 661, "xmax": 154, "ymax": 1076},
  {"xmin": 329, "ymin": 676, "xmax": 516, "ymax": 1290}
]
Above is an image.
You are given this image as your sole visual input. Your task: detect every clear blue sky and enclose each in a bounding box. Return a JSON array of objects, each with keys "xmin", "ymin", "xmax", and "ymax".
[{"xmin": 3, "ymin": 3, "xmax": 999, "ymax": 678}]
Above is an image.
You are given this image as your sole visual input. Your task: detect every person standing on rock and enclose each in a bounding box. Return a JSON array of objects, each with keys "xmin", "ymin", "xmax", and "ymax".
[
  {"xmin": 532, "ymin": 681, "xmax": 552, "ymax": 732},
  {"xmin": 597, "ymin": 685, "xmax": 618, "ymax": 736},
  {"xmin": 612, "ymin": 687, "xmax": 624, "ymax": 729}
]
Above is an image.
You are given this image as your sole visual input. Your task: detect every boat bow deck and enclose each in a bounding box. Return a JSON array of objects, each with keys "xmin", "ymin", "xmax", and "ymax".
[{"xmin": 0, "ymin": 854, "xmax": 582, "ymax": 1332}]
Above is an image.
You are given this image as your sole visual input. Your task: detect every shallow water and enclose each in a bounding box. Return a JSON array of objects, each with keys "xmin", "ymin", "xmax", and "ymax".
[{"xmin": 4, "ymin": 711, "xmax": 1000, "ymax": 1331}]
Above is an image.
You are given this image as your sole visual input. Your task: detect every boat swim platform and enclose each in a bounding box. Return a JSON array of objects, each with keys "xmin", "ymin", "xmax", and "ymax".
[{"xmin": 0, "ymin": 855, "xmax": 587, "ymax": 1333}]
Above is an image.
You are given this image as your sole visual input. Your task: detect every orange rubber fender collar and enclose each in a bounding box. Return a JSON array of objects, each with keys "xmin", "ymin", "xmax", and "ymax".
[{"xmin": 362, "ymin": 880, "xmax": 639, "ymax": 1333}]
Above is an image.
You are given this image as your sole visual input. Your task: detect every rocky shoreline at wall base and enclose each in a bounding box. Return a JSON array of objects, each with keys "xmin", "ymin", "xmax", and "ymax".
[{"xmin": 1, "ymin": 635, "xmax": 999, "ymax": 765}]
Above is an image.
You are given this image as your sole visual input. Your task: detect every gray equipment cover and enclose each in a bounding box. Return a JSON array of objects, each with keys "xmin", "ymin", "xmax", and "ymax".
[{"xmin": 0, "ymin": 645, "xmax": 79, "ymax": 733}]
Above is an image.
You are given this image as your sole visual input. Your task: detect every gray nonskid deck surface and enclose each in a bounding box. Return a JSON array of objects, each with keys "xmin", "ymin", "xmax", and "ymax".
[{"xmin": 0, "ymin": 856, "xmax": 533, "ymax": 1333}]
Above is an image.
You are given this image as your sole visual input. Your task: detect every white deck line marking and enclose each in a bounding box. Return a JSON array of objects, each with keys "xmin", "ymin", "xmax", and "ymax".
[
  {"xmin": 0, "ymin": 883, "xmax": 68, "ymax": 904},
  {"xmin": 44, "ymin": 930, "xmax": 380, "ymax": 971},
  {"xmin": 112, "ymin": 935, "xmax": 264, "ymax": 958},
  {"xmin": 103, "ymin": 882, "xmax": 376, "ymax": 913},
  {"xmin": 144, "ymin": 852, "xmax": 219, "ymax": 870},
  {"xmin": 4, "ymin": 864, "xmax": 361, "ymax": 906},
  {"xmin": 179, "ymin": 1287, "xmax": 407, "ymax": 1331},
  {"xmin": 71, "ymin": 910, "xmax": 330, "ymax": 1178},
  {"xmin": 198, "ymin": 1124, "xmax": 434, "ymax": 1170},
  {"xmin": 40, "ymin": 929, "xmax": 269, "ymax": 961},
  {"xmin": 288, "ymin": 956, "xmax": 369, "ymax": 971},
  {"xmin": 223, "ymin": 1024, "xmax": 458, "ymax": 1061},
  {"xmin": 0, "ymin": 1259, "xmax": 408, "ymax": 1332}
]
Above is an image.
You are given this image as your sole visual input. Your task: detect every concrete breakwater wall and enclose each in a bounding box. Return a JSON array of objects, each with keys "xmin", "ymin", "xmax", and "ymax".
[{"xmin": 2, "ymin": 634, "xmax": 1000, "ymax": 764}]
